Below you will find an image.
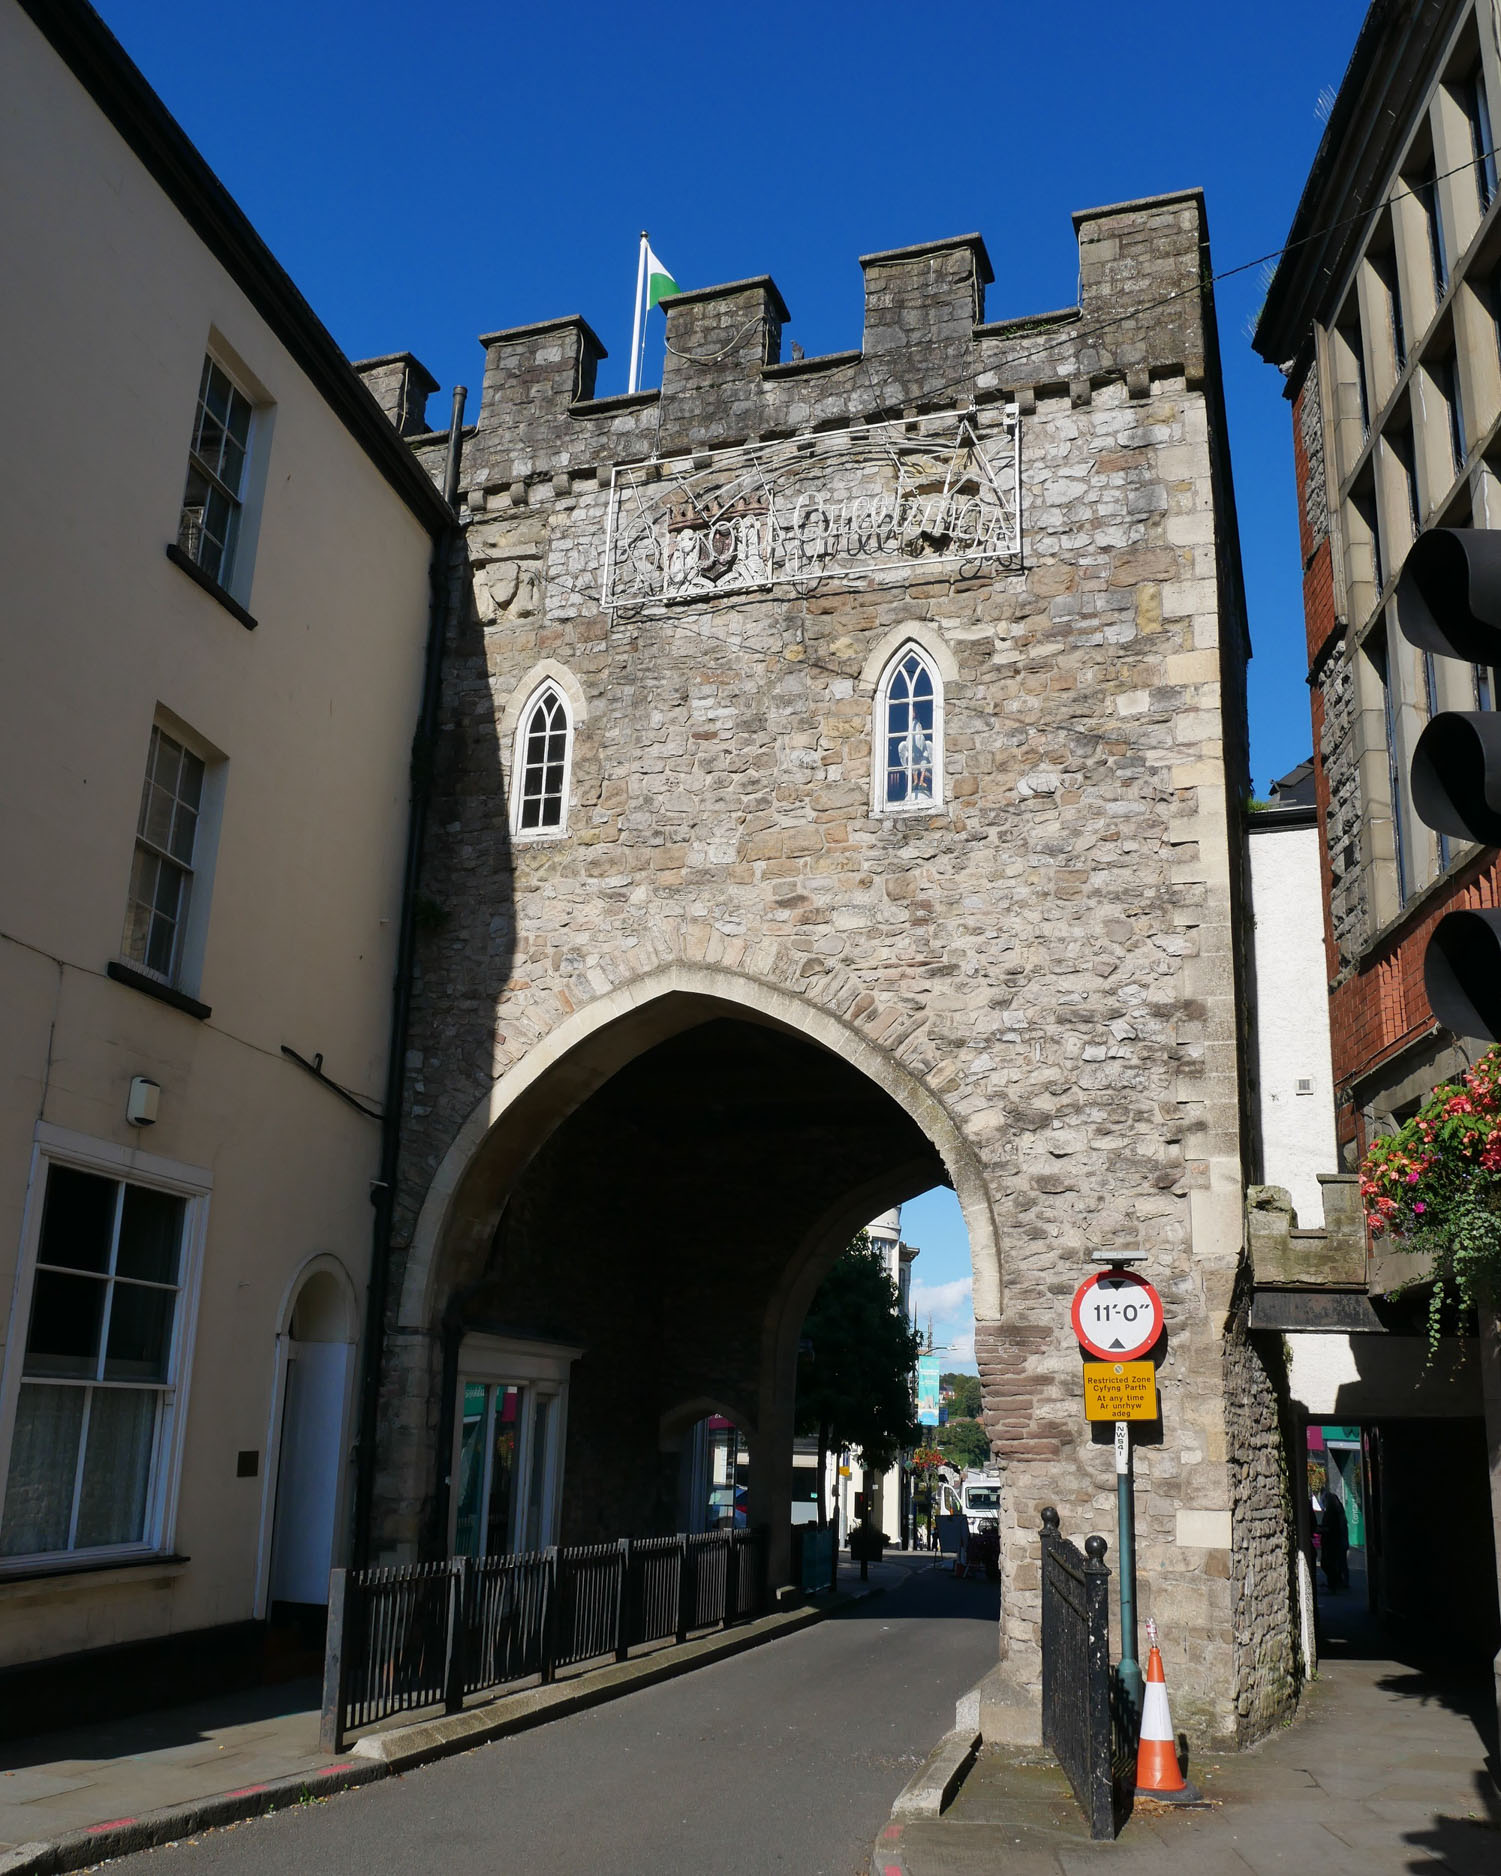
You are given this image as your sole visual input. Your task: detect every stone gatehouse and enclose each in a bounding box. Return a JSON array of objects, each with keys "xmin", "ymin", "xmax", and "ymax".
[{"xmin": 359, "ymin": 189, "xmax": 1297, "ymax": 1745}]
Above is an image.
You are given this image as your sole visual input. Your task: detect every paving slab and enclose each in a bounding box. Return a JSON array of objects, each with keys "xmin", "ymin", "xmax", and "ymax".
[{"xmin": 883, "ymin": 1648, "xmax": 1501, "ymax": 1876}]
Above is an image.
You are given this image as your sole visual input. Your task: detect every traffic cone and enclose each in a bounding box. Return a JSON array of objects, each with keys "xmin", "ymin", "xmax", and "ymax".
[{"xmin": 1132, "ymin": 1621, "xmax": 1202, "ymax": 1804}]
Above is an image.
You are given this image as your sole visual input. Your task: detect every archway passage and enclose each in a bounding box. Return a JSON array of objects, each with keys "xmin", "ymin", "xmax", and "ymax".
[{"xmin": 415, "ymin": 1006, "xmax": 965, "ymax": 1572}]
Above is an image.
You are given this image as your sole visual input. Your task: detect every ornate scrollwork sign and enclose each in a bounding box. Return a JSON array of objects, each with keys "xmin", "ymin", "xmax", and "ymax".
[{"xmin": 602, "ymin": 407, "xmax": 1020, "ymax": 609}]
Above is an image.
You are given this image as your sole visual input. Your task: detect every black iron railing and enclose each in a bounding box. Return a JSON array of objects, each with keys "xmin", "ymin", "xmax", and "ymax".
[
  {"xmin": 321, "ymin": 1527, "xmax": 767, "ymax": 1750},
  {"xmin": 1039, "ymin": 1507, "xmax": 1117, "ymax": 1841}
]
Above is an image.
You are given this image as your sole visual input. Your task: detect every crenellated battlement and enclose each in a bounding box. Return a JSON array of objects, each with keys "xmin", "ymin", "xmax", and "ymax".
[
  {"xmin": 352, "ymin": 351, "xmax": 438, "ymax": 437},
  {"xmin": 405, "ymin": 189, "xmax": 1214, "ymax": 507},
  {"xmin": 860, "ymin": 232, "xmax": 993, "ymax": 355}
]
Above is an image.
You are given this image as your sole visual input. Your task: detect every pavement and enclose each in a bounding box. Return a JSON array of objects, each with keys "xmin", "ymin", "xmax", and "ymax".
[
  {"xmin": 0, "ymin": 1678, "xmax": 334, "ymax": 1858},
  {"xmin": 0, "ymin": 1548, "xmax": 956, "ymax": 1873},
  {"xmin": 883, "ymin": 1567, "xmax": 1501, "ymax": 1876},
  {"xmin": 14, "ymin": 1552, "xmax": 995, "ymax": 1876}
]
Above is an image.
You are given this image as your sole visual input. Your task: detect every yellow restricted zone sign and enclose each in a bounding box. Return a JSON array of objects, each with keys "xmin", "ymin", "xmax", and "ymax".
[{"xmin": 1083, "ymin": 1360, "xmax": 1157, "ymax": 1422}]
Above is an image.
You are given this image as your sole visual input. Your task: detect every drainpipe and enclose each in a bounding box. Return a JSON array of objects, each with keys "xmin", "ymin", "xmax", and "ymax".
[{"xmin": 350, "ymin": 384, "xmax": 467, "ymax": 1569}]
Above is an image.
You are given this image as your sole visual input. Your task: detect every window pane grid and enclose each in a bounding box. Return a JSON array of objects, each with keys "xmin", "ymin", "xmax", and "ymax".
[
  {"xmin": 122, "ymin": 728, "xmax": 204, "ymax": 984},
  {"xmin": 883, "ymin": 653, "xmax": 936, "ymax": 807},
  {"xmin": 2, "ymin": 1167, "xmax": 186, "ymax": 1560},
  {"xmin": 178, "ymin": 358, "xmax": 252, "ymax": 586},
  {"xmin": 517, "ymin": 690, "xmax": 569, "ymax": 831}
]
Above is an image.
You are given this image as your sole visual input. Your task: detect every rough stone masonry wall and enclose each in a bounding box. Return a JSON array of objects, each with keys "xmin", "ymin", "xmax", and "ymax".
[
  {"xmin": 1223, "ymin": 1272, "xmax": 1300, "ymax": 1739},
  {"xmin": 374, "ymin": 191, "xmax": 1281, "ymax": 1745}
]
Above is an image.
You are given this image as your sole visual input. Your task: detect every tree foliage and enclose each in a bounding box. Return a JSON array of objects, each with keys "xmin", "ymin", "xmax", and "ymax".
[
  {"xmin": 796, "ymin": 1235, "xmax": 923, "ymax": 1475},
  {"xmin": 936, "ymin": 1417, "xmax": 991, "ymax": 1469},
  {"xmin": 941, "ymin": 1372, "xmax": 981, "ymax": 1419}
]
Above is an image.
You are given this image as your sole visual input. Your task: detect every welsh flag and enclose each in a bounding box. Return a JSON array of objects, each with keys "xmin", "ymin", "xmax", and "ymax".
[{"xmin": 646, "ymin": 243, "xmax": 680, "ymax": 311}]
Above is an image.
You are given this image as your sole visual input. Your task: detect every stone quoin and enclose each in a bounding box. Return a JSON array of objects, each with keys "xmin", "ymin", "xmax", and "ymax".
[{"xmin": 358, "ymin": 194, "xmax": 1297, "ymax": 1747}]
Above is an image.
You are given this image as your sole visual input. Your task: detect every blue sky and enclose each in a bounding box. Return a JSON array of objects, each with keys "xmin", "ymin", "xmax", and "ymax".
[
  {"xmin": 92, "ymin": 0, "xmax": 1374, "ymax": 1366},
  {"xmin": 902, "ymin": 1188, "xmax": 977, "ymax": 1374},
  {"xmin": 98, "ymin": 0, "xmax": 1366, "ymax": 795}
]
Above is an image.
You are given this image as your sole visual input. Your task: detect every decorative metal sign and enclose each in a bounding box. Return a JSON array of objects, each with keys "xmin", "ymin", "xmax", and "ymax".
[{"xmin": 602, "ymin": 407, "xmax": 1020, "ymax": 609}]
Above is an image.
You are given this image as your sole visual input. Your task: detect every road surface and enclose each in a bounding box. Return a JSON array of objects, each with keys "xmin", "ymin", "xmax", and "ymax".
[{"xmin": 121, "ymin": 1557, "xmax": 999, "ymax": 1876}]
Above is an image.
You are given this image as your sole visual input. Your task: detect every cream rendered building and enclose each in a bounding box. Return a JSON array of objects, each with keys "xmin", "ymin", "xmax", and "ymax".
[{"xmin": 0, "ymin": 0, "xmax": 450, "ymax": 1715}]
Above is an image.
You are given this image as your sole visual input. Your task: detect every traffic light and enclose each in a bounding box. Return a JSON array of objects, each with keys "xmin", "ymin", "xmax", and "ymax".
[{"xmin": 1396, "ymin": 528, "xmax": 1501, "ymax": 1039}]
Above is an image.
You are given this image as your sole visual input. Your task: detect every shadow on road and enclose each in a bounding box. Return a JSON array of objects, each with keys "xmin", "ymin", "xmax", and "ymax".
[{"xmin": 830, "ymin": 1561, "xmax": 1000, "ymax": 1624}]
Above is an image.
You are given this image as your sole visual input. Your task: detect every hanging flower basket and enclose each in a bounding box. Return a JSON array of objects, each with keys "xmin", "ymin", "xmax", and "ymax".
[{"xmin": 1360, "ymin": 1044, "xmax": 1501, "ymax": 1353}]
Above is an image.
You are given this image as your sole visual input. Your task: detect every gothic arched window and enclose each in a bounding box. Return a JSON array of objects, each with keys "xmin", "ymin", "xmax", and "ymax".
[
  {"xmin": 876, "ymin": 646, "xmax": 942, "ymax": 811},
  {"xmin": 511, "ymin": 682, "xmax": 573, "ymax": 837}
]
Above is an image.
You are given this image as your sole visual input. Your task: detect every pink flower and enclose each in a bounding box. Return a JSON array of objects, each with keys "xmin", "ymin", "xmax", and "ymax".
[{"xmin": 1413, "ymin": 1202, "xmax": 1427, "ymax": 1213}]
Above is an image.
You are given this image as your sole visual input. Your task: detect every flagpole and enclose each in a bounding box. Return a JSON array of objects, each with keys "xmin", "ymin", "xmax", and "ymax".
[{"xmin": 627, "ymin": 230, "xmax": 648, "ymax": 396}]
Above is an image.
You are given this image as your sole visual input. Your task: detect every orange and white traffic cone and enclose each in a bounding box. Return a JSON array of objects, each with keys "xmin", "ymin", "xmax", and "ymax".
[{"xmin": 1132, "ymin": 1621, "xmax": 1202, "ymax": 1804}]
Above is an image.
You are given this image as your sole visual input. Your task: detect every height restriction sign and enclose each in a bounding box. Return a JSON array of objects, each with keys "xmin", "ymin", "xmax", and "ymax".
[{"xmin": 1070, "ymin": 1270, "xmax": 1163, "ymax": 1363}]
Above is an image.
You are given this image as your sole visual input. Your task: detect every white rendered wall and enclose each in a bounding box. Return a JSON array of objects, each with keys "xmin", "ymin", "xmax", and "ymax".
[
  {"xmin": 0, "ymin": 5, "xmax": 433, "ymax": 1665},
  {"xmin": 1250, "ymin": 821, "xmax": 1339, "ymax": 1225}
]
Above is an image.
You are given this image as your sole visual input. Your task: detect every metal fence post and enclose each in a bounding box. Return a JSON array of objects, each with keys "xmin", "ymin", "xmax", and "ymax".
[
  {"xmin": 443, "ymin": 1557, "xmax": 469, "ymax": 1714},
  {"xmin": 319, "ymin": 1567, "xmax": 351, "ymax": 1753},
  {"xmin": 675, "ymin": 1534, "xmax": 691, "ymax": 1644},
  {"xmin": 1082, "ymin": 1535, "xmax": 1114, "ymax": 1841},
  {"xmin": 722, "ymin": 1531, "xmax": 737, "ymax": 1629},
  {"xmin": 540, "ymin": 1546, "xmax": 559, "ymax": 1685},
  {"xmin": 614, "ymin": 1537, "xmax": 632, "ymax": 1662}
]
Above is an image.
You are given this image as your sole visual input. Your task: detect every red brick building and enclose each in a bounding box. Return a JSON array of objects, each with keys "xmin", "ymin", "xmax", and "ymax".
[{"xmin": 1254, "ymin": 0, "xmax": 1501, "ymax": 1161}]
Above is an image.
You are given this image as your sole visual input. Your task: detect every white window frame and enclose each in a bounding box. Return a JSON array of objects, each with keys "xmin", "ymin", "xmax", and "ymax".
[
  {"xmin": 0, "ymin": 1125, "xmax": 210, "ymax": 1575},
  {"xmin": 176, "ymin": 353, "xmax": 257, "ymax": 590},
  {"xmin": 118, "ymin": 711, "xmax": 227, "ymax": 1000},
  {"xmin": 508, "ymin": 681, "xmax": 575, "ymax": 843},
  {"xmin": 173, "ymin": 336, "xmax": 275, "ymax": 610},
  {"xmin": 448, "ymin": 1334, "xmax": 580, "ymax": 1557},
  {"xmin": 872, "ymin": 643, "xmax": 945, "ymax": 814}
]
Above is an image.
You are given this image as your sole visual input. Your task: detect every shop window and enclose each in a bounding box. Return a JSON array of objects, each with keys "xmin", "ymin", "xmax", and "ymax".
[{"xmin": 449, "ymin": 1336, "xmax": 578, "ymax": 1557}]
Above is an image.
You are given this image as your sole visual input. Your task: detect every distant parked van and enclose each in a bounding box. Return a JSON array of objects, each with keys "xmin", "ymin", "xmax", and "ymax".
[{"xmin": 961, "ymin": 1469, "xmax": 1002, "ymax": 1527}]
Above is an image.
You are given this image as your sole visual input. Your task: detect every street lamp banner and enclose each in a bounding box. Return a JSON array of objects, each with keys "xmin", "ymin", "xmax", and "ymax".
[
  {"xmin": 916, "ymin": 1354, "xmax": 942, "ymax": 1427},
  {"xmin": 603, "ymin": 408, "xmax": 1021, "ymax": 610}
]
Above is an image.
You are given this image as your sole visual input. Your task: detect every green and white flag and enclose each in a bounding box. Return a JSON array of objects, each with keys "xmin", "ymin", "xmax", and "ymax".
[
  {"xmin": 646, "ymin": 243, "xmax": 680, "ymax": 311},
  {"xmin": 629, "ymin": 232, "xmax": 683, "ymax": 393}
]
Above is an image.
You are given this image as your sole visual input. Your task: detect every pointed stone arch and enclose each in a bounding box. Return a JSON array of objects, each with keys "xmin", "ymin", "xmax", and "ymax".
[{"xmin": 397, "ymin": 958, "xmax": 1000, "ymax": 1337}]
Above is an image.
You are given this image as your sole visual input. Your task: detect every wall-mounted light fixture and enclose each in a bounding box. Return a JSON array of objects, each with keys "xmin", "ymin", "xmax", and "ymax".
[{"xmin": 127, "ymin": 1077, "xmax": 160, "ymax": 1127}]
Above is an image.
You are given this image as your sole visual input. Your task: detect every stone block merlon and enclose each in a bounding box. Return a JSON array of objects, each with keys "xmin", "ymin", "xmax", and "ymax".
[
  {"xmin": 412, "ymin": 198, "xmax": 1213, "ymax": 492},
  {"xmin": 1246, "ymin": 1175, "xmax": 1367, "ymax": 1290},
  {"xmin": 352, "ymin": 351, "xmax": 439, "ymax": 438},
  {"xmin": 476, "ymin": 314, "xmax": 608, "ymax": 427},
  {"xmin": 858, "ymin": 232, "xmax": 994, "ymax": 354},
  {"xmin": 661, "ymin": 276, "xmax": 790, "ymax": 392},
  {"xmin": 1072, "ymin": 187, "xmax": 1209, "ymax": 378}
]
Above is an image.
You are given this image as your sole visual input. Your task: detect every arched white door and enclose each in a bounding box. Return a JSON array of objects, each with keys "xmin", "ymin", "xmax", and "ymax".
[{"xmin": 269, "ymin": 1269, "xmax": 354, "ymax": 1606}]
